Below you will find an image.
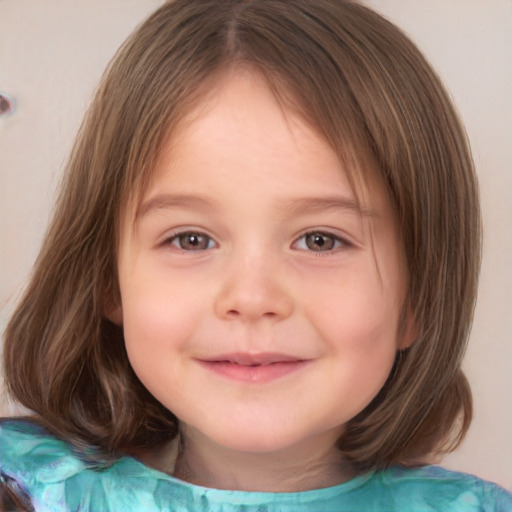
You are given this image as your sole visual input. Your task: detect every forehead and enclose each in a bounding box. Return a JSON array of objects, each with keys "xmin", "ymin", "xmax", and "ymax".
[{"xmin": 135, "ymin": 68, "xmax": 386, "ymax": 215}]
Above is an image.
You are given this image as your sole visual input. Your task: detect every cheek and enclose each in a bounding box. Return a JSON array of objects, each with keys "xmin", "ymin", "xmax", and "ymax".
[
  {"xmin": 303, "ymin": 268, "xmax": 401, "ymax": 390},
  {"xmin": 321, "ymin": 291, "xmax": 398, "ymax": 412},
  {"xmin": 311, "ymin": 275, "xmax": 401, "ymax": 347},
  {"xmin": 120, "ymin": 278, "xmax": 198, "ymax": 368}
]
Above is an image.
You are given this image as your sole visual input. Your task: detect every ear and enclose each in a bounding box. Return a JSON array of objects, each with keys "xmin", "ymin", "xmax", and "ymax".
[
  {"xmin": 103, "ymin": 295, "xmax": 123, "ymax": 326},
  {"xmin": 398, "ymin": 307, "xmax": 417, "ymax": 350},
  {"xmin": 105, "ymin": 304, "xmax": 123, "ymax": 326}
]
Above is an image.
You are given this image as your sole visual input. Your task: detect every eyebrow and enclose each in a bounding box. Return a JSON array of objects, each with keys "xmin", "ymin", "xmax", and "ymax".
[
  {"xmin": 135, "ymin": 193, "xmax": 378, "ymax": 221},
  {"xmin": 135, "ymin": 193, "xmax": 217, "ymax": 220},
  {"xmin": 278, "ymin": 196, "xmax": 378, "ymax": 219}
]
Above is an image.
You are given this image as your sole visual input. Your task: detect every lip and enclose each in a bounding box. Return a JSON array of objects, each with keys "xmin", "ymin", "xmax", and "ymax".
[{"xmin": 197, "ymin": 352, "xmax": 310, "ymax": 383}]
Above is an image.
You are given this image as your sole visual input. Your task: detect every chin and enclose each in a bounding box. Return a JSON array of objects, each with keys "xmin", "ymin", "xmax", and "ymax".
[{"xmin": 193, "ymin": 422, "xmax": 298, "ymax": 454}]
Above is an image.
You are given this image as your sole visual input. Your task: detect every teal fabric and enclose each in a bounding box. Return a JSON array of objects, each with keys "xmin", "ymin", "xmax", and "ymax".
[{"xmin": 1, "ymin": 420, "xmax": 511, "ymax": 511}]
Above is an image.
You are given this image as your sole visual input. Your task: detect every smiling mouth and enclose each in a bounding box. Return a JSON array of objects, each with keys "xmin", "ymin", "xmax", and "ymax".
[{"xmin": 198, "ymin": 353, "xmax": 310, "ymax": 383}]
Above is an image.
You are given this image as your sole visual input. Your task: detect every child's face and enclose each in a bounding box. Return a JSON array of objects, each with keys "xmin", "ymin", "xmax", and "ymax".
[{"xmin": 115, "ymin": 70, "xmax": 411, "ymax": 458}]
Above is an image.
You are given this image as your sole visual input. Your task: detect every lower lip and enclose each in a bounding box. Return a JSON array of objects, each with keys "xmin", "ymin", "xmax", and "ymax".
[{"xmin": 198, "ymin": 360, "xmax": 310, "ymax": 383}]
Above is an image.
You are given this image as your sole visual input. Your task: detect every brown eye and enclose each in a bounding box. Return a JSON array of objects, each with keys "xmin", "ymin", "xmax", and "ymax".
[
  {"xmin": 292, "ymin": 231, "xmax": 348, "ymax": 253},
  {"xmin": 171, "ymin": 232, "xmax": 213, "ymax": 251},
  {"xmin": 305, "ymin": 232, "xmax": 338, "ymax": 251}
]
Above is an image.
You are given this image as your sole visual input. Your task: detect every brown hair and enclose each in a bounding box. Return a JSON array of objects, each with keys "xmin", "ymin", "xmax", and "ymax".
[{"xmin": 3, "ymin": 0, "xmax": 480, "ymax": 471}]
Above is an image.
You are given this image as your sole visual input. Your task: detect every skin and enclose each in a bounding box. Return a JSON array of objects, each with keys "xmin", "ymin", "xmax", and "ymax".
[{"xmin": 113, "ymin": 69, "xmax": 413, "ymax": 492}]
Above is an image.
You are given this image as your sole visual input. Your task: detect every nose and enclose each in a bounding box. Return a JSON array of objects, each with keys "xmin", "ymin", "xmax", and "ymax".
[{"xmin": 214, "ymin": 251, "xmax": 294, "ymax": 322}]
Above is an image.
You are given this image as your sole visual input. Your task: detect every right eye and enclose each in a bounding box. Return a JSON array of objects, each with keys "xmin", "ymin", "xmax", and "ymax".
[
  {"xmin": 292, "ymin": 230, "xmax": 351, "ymax": 254},
  {"xmin": 164, "ymin": 231, "xmax": 215, "ymax": 251}
]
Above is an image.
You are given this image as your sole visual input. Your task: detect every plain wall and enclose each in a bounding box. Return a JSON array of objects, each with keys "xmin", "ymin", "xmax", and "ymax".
[{"xmin": 1, "ymin": 0, "xmax": 511, "ymax": 489}]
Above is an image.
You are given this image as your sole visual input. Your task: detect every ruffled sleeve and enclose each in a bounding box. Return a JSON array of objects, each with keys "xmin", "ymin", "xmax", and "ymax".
[
  {"xmin": 473, "ymin": 475, "xmax": 512, "ymax": 512},
  {"xmin": 0, "ymin": 420, "xmax": 175, "ymax": 512},
  {"xmin": 1, "ymin": 420, "xmax": 93, "ymax": 511},
  {"xmin": 376, "ymin": 466, "xmax": 512, "ymax": 512}
]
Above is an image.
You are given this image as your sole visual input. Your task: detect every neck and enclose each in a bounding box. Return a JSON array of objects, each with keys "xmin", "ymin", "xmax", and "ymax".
[{"xmin": 171, "ymin": 428, "xmax": 357, "ymax": 492}]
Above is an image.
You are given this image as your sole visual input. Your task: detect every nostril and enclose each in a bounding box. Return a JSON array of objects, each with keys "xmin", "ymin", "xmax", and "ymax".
[
  {"xmin": 216, "ymin": 286, "xmax": 293, "ymax": 321},
  {"xmin": 225, "ymin": 309, "xmax": 277, "ymax": 319}
]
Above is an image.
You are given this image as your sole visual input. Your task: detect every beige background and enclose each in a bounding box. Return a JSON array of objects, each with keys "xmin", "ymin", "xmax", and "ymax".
[{"xmin": 1, "ymin": 0, "xmax": 511, "ymax": 489}]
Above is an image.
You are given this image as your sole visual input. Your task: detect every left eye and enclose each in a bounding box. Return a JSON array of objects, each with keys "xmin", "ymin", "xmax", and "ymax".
[
  {"xmin": 166, "ymin": 232, "xmax": 214, "ymax": 251},
  {"xmin": 294, "ymin": 232, "xmax": 346, "ymax": 252}
]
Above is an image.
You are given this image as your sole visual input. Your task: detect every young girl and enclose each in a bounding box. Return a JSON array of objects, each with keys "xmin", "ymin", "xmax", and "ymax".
[{"xmin": 1, "ymin": 0, "xmax": 511, "ymax": 510}]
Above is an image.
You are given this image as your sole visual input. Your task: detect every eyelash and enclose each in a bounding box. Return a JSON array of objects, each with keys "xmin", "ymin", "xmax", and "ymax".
[
  {"xmin": 162, "ymin": 230, "xmax": 351, "ymax": 254},
  {"xmin": 163, "ymin": 231, "xmax": 216, "ymax": 251},
  {"xmin": 293, "ymin": 231, "xmax": 352, "ymax": 254}
]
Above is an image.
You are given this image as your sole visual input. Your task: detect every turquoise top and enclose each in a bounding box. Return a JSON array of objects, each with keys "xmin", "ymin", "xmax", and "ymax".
[{"xmin": 1, "ymin": 420, "xmax": 511, "ymax": 511}]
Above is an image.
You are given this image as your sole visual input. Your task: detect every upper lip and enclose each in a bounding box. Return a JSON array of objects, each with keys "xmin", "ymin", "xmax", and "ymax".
[{"xmin": 201, "ymin": 352, "xmax": 304, "ymax": 366}]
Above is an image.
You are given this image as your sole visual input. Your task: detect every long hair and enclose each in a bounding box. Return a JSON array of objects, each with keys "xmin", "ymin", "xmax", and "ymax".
[{"xmin": 3, "ymin": 0, "xmax": 480, "ymax": 470}]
